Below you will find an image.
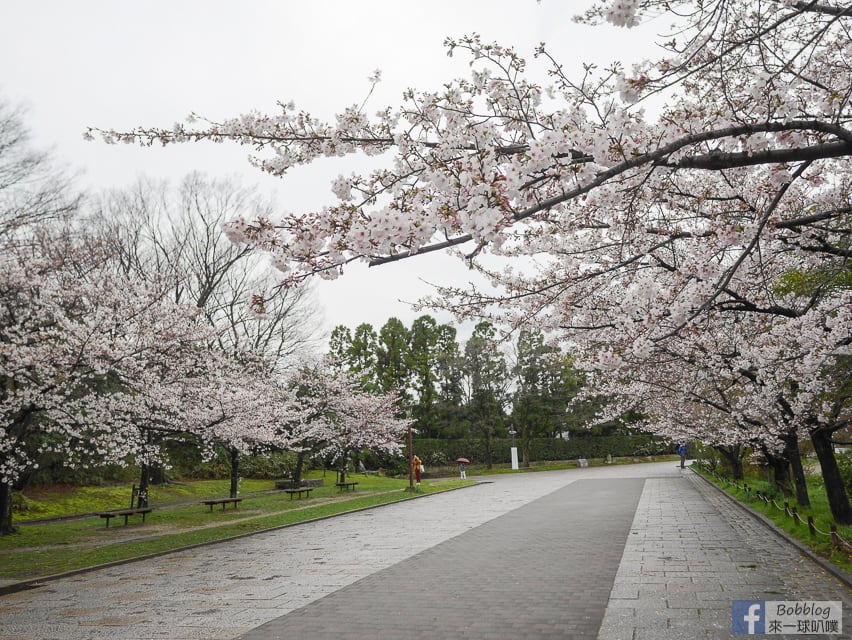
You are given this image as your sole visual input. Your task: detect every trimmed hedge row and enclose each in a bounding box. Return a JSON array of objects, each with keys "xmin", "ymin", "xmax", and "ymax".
[{"xmin": 413, "ymin": 434, "xmax": 672, "ymax": 466}]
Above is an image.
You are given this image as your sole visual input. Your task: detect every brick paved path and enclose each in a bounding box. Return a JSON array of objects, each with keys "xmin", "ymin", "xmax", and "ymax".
[
  {"xmin": 240, "ymin": 478, "xmax": 643, "ymax": 640},
  {"xmin": 0, "ymin": 463, "xmax": 849, "ymax": 640}
]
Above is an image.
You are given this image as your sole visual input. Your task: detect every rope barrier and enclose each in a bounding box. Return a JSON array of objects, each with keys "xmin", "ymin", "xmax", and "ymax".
[{"xmin": 694, "ymin": 463, "xmax": 852, "ymax": 552}]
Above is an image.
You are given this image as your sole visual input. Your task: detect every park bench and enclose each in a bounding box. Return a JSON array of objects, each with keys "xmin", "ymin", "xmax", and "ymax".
[
  {"xmin": 335, "ymin": 481, "xmax": 358, "ymax": 492},
  {"xmin": 201, "ymin": 497, "xmax": 243, "ymax": 511},
  {"xmin": 283, "ymin": 487, "xmax": 314, "ymax": 500},
  {"xmin": 96, "ymin": 507, "xmax": 153, "ymax": 528}
]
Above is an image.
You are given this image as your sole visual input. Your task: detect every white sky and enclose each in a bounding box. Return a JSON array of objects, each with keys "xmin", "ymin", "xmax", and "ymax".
[{"xmin": 0, "ymin": 1, "xmax": 659, "ymax": 347}]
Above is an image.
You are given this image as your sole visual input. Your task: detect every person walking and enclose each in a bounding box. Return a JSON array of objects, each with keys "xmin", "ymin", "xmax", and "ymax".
[
  {"xmin": 678, "ymin": 443, "xmax": 687, "ymax": 469},
  {"xmin": 458, "ymin": 461, "xmax": 466, "ymax": 479}
]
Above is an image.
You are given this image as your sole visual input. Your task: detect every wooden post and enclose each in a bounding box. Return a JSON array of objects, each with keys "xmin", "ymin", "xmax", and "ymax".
[
  {"xmin": 808, "ymin": 516, "xmax": 816, "ymax": 536},
  {"xmin": 408, "ymin": 423, "xmax": 414, "ymax": 490}
]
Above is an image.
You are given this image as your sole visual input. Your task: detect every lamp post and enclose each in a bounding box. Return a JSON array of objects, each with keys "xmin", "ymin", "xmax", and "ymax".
[{"xmin": 508, "ymin": 428, "xmax": 519, "ymax": 471}]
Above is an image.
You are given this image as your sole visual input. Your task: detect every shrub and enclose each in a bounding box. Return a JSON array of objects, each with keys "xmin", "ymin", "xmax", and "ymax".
[
  {"xmin": 238, "ymin": 451, "xmax": 298, "ymax": 479},
  {"xmin": 837, "ymin": 449, "xmax": 852, "ymax": 494},
  {"xmin": 20, "ymin": 456, "xmax": 137, "ymax": 488},
  {"xmin": 11, "ymin": 492, "xmax": 33, "ymax": 514},
  {"xmin": 411, "ymin": 435, "xmax": 671, "ymax": 464},
  {"xmin": 357, "ymin": 448, "xmax": 408, "ymax": 476}
]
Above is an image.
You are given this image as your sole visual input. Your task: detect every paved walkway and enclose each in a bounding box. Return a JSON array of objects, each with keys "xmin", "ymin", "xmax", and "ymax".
[
  {"xmin": 599, "ymin": 475, "xmax": 851, "ymax": 639},
  {"xmin": 0, "ymin": 462, "xmax": 849, "ymax": 639}
]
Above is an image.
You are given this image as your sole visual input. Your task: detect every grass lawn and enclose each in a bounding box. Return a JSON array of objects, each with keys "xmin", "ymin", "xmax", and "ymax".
[
  {"xmin": 694, "ymin": 465, "xmax": 852, "ymax": 574},
  {"xmin": 1, "ymin": 473, "xmax": 470, "ymax": 583},
  {"xmin": 16, "ymin": 478, "xmax": 279, "ymax": 520}
]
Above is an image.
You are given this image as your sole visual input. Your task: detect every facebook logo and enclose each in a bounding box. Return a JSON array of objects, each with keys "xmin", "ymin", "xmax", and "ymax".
[{"xmin": 733, "ymin": 601, "xmax": 765, "ymax": 634}]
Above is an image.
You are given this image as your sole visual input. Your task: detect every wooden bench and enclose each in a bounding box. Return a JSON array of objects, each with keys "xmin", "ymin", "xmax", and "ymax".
[
  {"xmin": 96, "ymin": 507, "xmax": 153, "ymax": 528},
  {"xmin": 336, "ymin": 481, "xmax": 358, "ymax": 492},
  {"xmin": 283, "ymin": 487, "xmax": 314, "ymax": 500},
  {"xmin": 201, "ymin": 497, "xmax": 243, "ymax": 511}
]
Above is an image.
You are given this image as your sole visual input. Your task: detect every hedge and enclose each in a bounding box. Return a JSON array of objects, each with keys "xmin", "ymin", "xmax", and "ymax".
[{"xmin": 412, "ymin": 434, "xmax": 672, "ymax": 466}]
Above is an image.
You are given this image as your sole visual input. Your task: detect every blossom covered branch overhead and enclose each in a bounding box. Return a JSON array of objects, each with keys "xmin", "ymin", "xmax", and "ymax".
[
  {"xmin": 89, "ymin": 1, "xmax": 850, "ymax": 470},
  {"xmin": 90, "ymin": 1, "xmax": 849, "ymax": 283}
]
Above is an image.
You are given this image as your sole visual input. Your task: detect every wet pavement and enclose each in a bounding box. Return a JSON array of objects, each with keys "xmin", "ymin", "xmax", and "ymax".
[{"xmin": 0, "ymin": 462, "xmax": 849, "ymax": 639}]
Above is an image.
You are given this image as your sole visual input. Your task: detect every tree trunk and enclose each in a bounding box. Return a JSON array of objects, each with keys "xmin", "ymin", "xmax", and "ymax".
[
  {"xmin": 136, "ymin": 428, "xmax": 151, "ymax": 508},
  {"xmin": 811, "ymin": 428, "xmax": 852, "ymax": 525},
  {"xmin": 137, "ymin": 464, "xmax": 150, "ymax": 508},
  {"xmin": 731, "ymin": 456, "xmax": 744, "ymax": 480},
  {"xmin": 768, "ymin": 453, "xmax": 792, "ymax": 496},
  {"xmin": 339, "ymin": 451, "xmax": 348, "ymax": 484},
  {"xmin": 783, "ymin": 432, "xmax": 810, "ymax": 508},
  {"xmin": 717, "ymin": 445, "xmax": 744, "ymax": 479},
  {"xmin": 484, "ymin": 427, "xmax": 493, "ymax": 470},
  {"xmin": 293, "ymin": 451, "xmax": 306, "ymax": 487},
  {"xmin": 229, "ymin": 448, "xmax": 240, "ymax": 499},
  {"xmin": 0, "ymin": 482, "xmax": 16, "ymax": 535}
]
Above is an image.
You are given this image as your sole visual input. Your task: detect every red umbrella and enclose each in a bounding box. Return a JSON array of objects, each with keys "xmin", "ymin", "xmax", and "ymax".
[{"xmin": 456, "ymin": 457, "xmax": 470, "ymax": 463}]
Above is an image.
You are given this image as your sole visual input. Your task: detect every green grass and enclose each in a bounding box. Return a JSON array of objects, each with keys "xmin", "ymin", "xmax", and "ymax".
[
  {"xmin": 16, "ymin": 478, "xmax": 278, "ymax": 520},
  {"xmin": 694, "ymin": 465, "xmax": 852, "ymax": 574},
  {"xmin": 1, "ymin": 474, "xmax": 471, "ymax": 582}
]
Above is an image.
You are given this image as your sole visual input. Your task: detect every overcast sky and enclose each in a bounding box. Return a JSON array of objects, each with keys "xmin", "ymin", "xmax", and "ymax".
[{"xmin": 0, "ymin": 1, "xmax": 658, "ymax": 347}]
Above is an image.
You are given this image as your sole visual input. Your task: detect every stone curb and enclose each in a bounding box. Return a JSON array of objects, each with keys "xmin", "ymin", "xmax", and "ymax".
[
  {"xmin": 690, "ymin": 467, "xmax": 852, "ymax": 589},
  {"xmin": 0, "ymin": 482, "xmax": 484, "ymax": 598}
]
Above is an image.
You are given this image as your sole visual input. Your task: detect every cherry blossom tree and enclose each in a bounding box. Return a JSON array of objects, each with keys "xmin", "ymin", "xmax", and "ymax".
[
  {"xmin": 91, "ymin": 2, "xmax": 850, "ymax": 518},
  {"xmin": 0, "ymin": 227, "xmax": 303, "ymax": 528},
  {"xmin": 0, "ymin": 245, "xmax": 212, "ymax": 533},
  {"xmin": 283, "ymin": 359, "xmax": 410, "ymax": 485},
  {"xmin": 581, "ymin": 292, "xmax": 849, "ymax": 513},
  {"xmin": 161, "ymin": 352, "xmax": 302, "ymax": 499},
  {"xmin": 0, "ymin": 99, "xmax": 320, "ymax": 533}
]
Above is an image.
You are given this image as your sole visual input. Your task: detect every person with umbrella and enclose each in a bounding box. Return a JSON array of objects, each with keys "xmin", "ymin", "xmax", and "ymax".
[{"xmin": 457, "ymin": 457, "xmax": 469, "ymax": 479}]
